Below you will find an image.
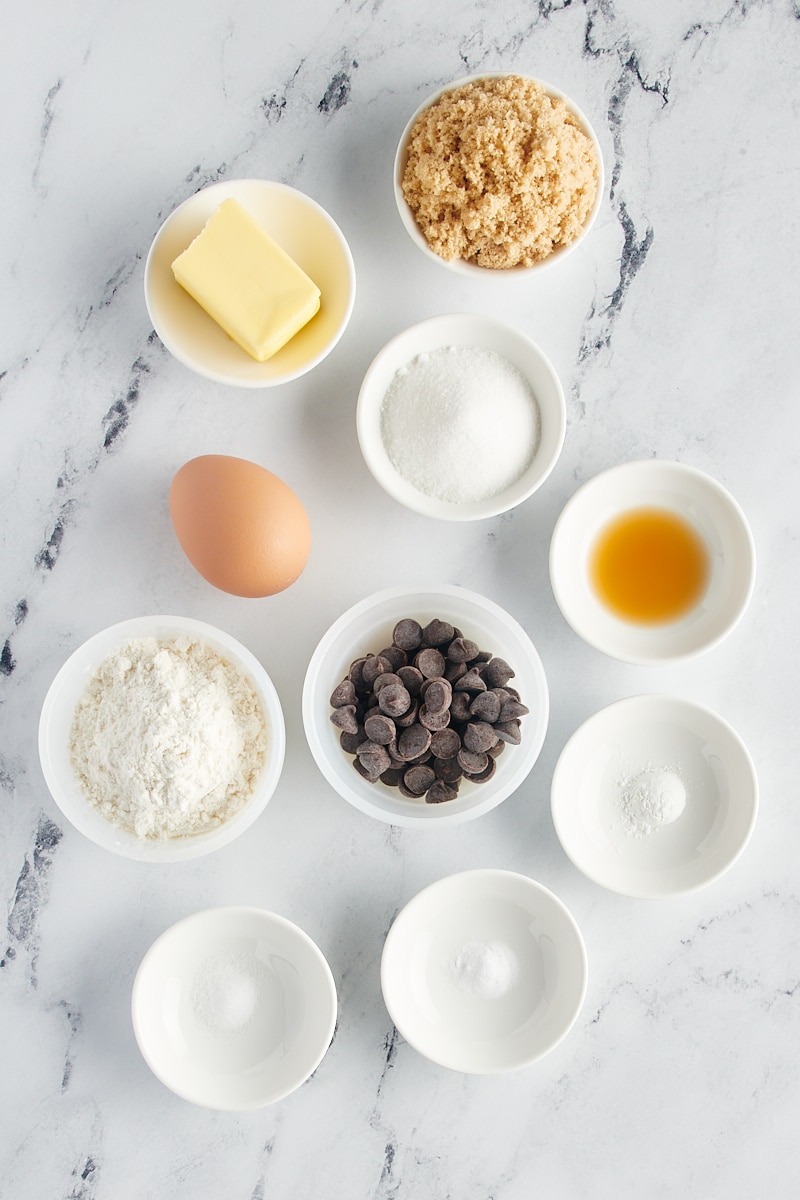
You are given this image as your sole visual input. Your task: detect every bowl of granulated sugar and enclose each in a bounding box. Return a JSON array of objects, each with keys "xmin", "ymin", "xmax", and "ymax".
[
  {"xmin": 356, "ymin": 313, "xmax": 566, "ymax": 521},
  {"xmin": 38, "ymin": 615, "xmax": 286, "ymax": 862}
]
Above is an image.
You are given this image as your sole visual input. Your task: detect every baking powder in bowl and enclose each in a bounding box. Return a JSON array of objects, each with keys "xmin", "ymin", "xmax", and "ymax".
[
  {"xmin": 380, "ymin": 345, "xmax": 540, "ymax": 503},
  {"xmin": 69, "ymin": 636, "xmax": 267, "ymax": 839}
]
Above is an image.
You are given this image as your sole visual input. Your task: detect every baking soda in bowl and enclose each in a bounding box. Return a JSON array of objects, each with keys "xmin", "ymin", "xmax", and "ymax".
[{"xmin": 380, "ymin": 345, "xmax": 540, "ymax": 504}]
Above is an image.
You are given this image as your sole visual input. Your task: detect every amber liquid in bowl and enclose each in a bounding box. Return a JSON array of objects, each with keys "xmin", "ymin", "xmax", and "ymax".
[{"xmin": 590, "ymin": 507, "xmax": 709, "ymax": 624}]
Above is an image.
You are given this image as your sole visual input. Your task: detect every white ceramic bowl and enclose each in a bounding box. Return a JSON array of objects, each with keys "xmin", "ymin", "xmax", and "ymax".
[
  {"xmin": 302, "ymin": 586, "xmax": 549, "ymax": 827},
  {"xmin": 357, "ymin": 314, "xmax": 566, "ymax": 521},
  {"xmin": 549, "ymin": 460, "xmax": 756, "ymax": 665},
  {"xmin": 131, "ymin": 907, "xmax": 337, "ymax": 1109},
  {"xmin": 381, "ymin": 869, "xmax": 587, "ymax": 1073},
  {"xmin": 394, "ymin": 73, "xmax": 603, "ymax": 276},
  {"xmin": 145, "ymin": 179, "xmax": 356, "ymax": 387},
  {"xmin": 551, "ymin": 695, "xmax": 758, "ymax": 899},
  {"xmin": 38, "ymin": 615, "xmax": 286, "ymax": 861}
]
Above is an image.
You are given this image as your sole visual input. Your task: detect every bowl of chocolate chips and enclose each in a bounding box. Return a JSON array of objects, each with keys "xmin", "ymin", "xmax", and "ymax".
[{"xmin": 302, "ymin": 586, "xmax": 549, "ymax": 826}]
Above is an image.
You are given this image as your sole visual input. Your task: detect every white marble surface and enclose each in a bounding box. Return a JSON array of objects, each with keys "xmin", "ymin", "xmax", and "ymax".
[{"xmin": 2, "ymin": 1, "xmax": 799, "ymax": 1196}]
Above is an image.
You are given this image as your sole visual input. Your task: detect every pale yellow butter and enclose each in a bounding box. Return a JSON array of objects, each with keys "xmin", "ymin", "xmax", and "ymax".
[{"xmin": 171, "ymin": 198, "xmax": 321, "ymax": 362}]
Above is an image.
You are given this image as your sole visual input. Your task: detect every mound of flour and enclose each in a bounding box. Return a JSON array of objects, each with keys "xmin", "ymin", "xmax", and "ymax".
[{"xmin": 69, "ymin": 636, "xmax": 267, "ymax": 839}]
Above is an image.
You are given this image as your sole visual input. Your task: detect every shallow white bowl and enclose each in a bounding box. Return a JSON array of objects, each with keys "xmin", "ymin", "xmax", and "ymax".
[
  {"xmin": 549, "ymin": 460, "xmax": 756, "ymax": 665},
  {"xmin": 38, "ymin": 615, "xmax": 285, "ymax": 862},
  {"xmin": 357, "ymin": 314, "xmax": 566, "ymax": 521},
  {"xmin": 131, "ymin": 907, "xmax": 337, "ymax": 1109},
  {"xmin": 145, "ymin": 179, "xmax": 356, "ymax": 387},
  {"xmin": 381, "ymin": 869, "xmax": 587, "ymax": 1073},
  {"xmin": 302, "ymin": 586, "xmax": 549, "ymax": 827},
  {"xmin": 551, "ymin": 695, "xmax": 758, "ymax": 899},
  {"xmin": 394, "ymin": 73, "xmax": 603, "ymax": 276}
]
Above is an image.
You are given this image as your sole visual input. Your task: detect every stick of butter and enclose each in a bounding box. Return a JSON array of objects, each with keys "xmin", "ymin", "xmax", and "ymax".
[{"xmin": 171, "ymin": 198, "xmax": 321, "ymax": 362}]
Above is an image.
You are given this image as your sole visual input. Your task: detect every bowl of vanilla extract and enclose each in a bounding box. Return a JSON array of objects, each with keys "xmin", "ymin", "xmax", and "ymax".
[{"xmin": 548, "ymin": 460, "xmax": 756, "ymax": 665}]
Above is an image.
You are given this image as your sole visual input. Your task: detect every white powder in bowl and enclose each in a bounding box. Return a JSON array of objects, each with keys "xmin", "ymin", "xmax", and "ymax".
[
  {"xmin": 192, "ymin": 952, "xmax": 262, "ymax": 1035},
  {"xmin": 450, "ymin": 939, "xmax": 519, "ymax": 999},
  {"xmin": 618, "ymin": 767, "xmax": 687, "ymax": 838},
  {"xmin": 380, "ymin": 345, "xmax": 540, "ymax": 504},
  {"xmin": 68, "ymin": 635, "xmax": 268, "ymax": 839}
]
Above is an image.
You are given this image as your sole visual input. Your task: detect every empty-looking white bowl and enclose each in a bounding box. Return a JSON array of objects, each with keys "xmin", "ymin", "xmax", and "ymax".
[
  {"xmin": 132, "ymin": 907, "xmax": 337, "ymax": 1108},
  {"xmin": 381, "ymin": 869, "xmax": 588, "ymax": 1073}
]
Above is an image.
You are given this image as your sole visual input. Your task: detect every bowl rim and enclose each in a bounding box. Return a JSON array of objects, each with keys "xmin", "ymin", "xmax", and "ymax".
[
  {"xmin": 38, "ymin": 614, "xmax": 286, "ymax": 861},
  {"xmin": 548, "ymin": 459, "xmax": 757, "ymax": 665},
  {"xmin": 393, "ymin": 72, "xmax": 604, "ymax": 276},
  {"xmin": 144, "ymin": 177, "xmax": 356, "ymax": 388},
  {"xmin": 301, "ymin": 584, "xmax": 550, "ymax": 827},
  {"xmin": 131, "ymin": 905, "xmax": 338, "ymax": 1109},
  {"xmin": 550, "ymin": 693, "xmax": 759, "ymax": 899},
  {"xmin": 380, "ymin": 868, "xmax": 588, "ymax": 1073},
  {"xmin": 356, "ymin": 312, "xmax": 566, "ymax": 521}
]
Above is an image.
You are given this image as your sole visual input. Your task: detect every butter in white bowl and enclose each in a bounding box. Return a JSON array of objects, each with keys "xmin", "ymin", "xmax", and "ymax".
[{"xmin": 171, "ymin": 198, "xmax": 321, "ymax": 362}]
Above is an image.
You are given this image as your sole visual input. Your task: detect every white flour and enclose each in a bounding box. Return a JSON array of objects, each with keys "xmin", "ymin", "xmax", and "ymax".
[{"xmin": 69, "ymin": 636, "xmax": 268, "ymax": 839}]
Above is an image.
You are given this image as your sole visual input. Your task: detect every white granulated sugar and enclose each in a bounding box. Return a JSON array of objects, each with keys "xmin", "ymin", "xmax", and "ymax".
[
  {"xmin": 69, "ymin": 636, "xmax": 268, "ymax": 839},
  {"xmin": 380, "ymin": 345, "xmax": 540, "ymax": 504}
]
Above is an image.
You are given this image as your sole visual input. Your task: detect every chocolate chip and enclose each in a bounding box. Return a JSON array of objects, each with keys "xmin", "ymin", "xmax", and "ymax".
[
  {"xmin": 362, "ymin": 654, "xmax": 392, "ymax": 685},
  {"xmin": 462, "ymin": 721, "xmax": 498, "ymax": 754},
  {"xmin": 469, "ymin": 690, "xmax": 501, "ymax": 723},
  {"xmin": 421, "ymin": 678, "xmax": 451, "ymax": 714},
  {"xmin": 379, "ymin": 645, "xmax": 407, "ymax": 670},
  {"xmin": 422, "ymin": 619, "xmax": 455, "ymax": 646},
  {"xmin": 444, "ymin": 660, "xmax": 468, "ymax": 683},
  {"xmin": 364, "ymin": 712, "xmax": 397, "ymax": 745},
  {"xmin": 487, "ymin": 739, "xmax": 506, "ymax": 759},
  {"xmin": 415, "ymin": 647, "xmax": 446, "ymax": 679},
  {"xmin": 330, "ymin": 704, "xmax": 359, "ymax": 733},
  {"xmin": 419, "ymin": 704, "xmax": 451, "ymax": 731},
  {"xmin": 454, "ymin": 669, "xmax": 486, "ymax": 694},
  {"xmin": 494, "ymin": 719, "xmax": 522, "ymax": 745},
  {"xmin": 430, "ymin": 728, "xmax": 461, "ymax": 759},
  {"xmin": 397, "ymin": 724, "xmax": 431, "ymax": 760},
  {"xmin": 447, "ymin": 636, "xmax": 479, "ymax": 663},
  {"xmin": 397, "ymin": 665, "xmax": 424, "ymax": 696},
  {"xmin": 483, "ymin": 657, "xmax": 514, "ymax": 687},
  {"xmin": 330, "ymin": 679, "xmax": 356, "ymax": 708},
  {"xmin": 379, "ymin": 767, "xmax": 403, "ymax": 787},
  {"xmin": 498, "ymin": 698, "xmax": 529, "ymax": 723},
  {"xmin": 403, "ymin": 764, "xmax": 436, "ymax": 795},
  {"xmin": 348, "ymin": 657, "xmax": 367, "ymax": 689},
  {"xmin": 394, "ymin": 697, "xmax": 420, "ymax": 728},
  {"xmin": 449, "ymin": 691, "xmax": 473, "ymax": 724},
  {"xmin": 471, "ymin": 757, "xmax": 497, "ymax": 783},
  {"xmin": 434, "ymin": 757, "xmax": 463, "ymax": 783},
  {"xmin": 392, "ymin": 618, "xmax": 423, "ymax": 650},
  {"xmin": 457, "ymin": 747, "xmax": 489, "ymax": 775},
  {"xmin": 339, "ymin": 727, "xmax": 365, "ymax": 754},
  {"xmin": 356, "ymin": 742, "xmax": 392, "ymax": 779},
  {"xmin": 372, "ymin": 672, "xmax": 402, "ymax": 695},
  {"xmin": 426, "ymin": 780, "xmax": 459, "ymax": 804},
  {"xmin": 378, "ymin": 683, "xmax": 412, "ymax": 717}
]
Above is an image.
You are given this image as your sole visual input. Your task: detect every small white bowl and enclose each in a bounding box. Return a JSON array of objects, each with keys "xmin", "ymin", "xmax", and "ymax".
[
  {"xmin": 302, "ymin": 586, "xmax": 549, "ymax": 827},
  {"xmin": 357, "ymin": 314, "xmax": 566, "ymax": 521},
  {"xmin": 131, "ymin": 907, "xmax": 337, "ymax": 1109},
  {"xmin": 551, "ymin": 695, "xmax": 758, "ymax": 899},
  {"xmin": 38, "ymin": 615, "xmax": 286, "ymax": 862},
  {"xmin": 549, "ymin": 460, "xmax": 756, "ymax": 665},
  {"xmin": 394, "ymin": 74, "xmax": 603, "ymax": 276},
  {"xmin": 381, "ymin": 869, "xmax": 587, "ymax": 1073},
  {"xmin": 145, "ymin": 179, "xmax": 356, "ymax": 387}
]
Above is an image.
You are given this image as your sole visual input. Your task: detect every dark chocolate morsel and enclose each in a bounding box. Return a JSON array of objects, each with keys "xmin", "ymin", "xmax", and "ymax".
[
  {"xmin": 430, "ymin": 728, "xmax": 461, "ymax": 759},
  {"xmin": 403, "ymin": 764, "xmax": 436, "ymax": 795},
  {"xmin": 364, "ymin": 712, "xmax": 397, "ymax": 745},
  {"xmin": 422, "ymin": 619, "xmax": 455, "ymax": 646},
  {"xmin": 392, "ymin": 618, "xmax": 423, "ymax": 651},
  {"xmin": 426, "ymin": 780, "xmax": 459, "ymax": 804},
  {"xmin": 330, "ymin": 679, "xmax": 356, "ymax": 708},
  {"xmin": 330, "ymin": 704, "xmax": 359, "ymax": 733},
  {"xmin": 462, "ymin": 721, "xmax": 498, "ymax": 753},
  {"xmin": 483, "ymin": 657, "xmax": 515, "ymax": 687}
]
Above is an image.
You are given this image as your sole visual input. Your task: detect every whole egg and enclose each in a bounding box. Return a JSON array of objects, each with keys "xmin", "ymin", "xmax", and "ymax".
[{"xmin": 170, "ymin": 455, "xmax": 311, "ymax": 597}]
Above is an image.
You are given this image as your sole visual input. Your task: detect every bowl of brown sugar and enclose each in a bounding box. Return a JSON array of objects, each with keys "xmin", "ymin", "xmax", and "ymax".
[{"xmin": 394, "ymin": 74, "xmax": 603, "ymax": 275}]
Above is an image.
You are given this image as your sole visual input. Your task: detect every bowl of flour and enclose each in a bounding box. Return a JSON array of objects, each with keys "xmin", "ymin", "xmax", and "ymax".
[{"xmin": 38, "ymin": 615, "xmax": 286, "ymax": 861}]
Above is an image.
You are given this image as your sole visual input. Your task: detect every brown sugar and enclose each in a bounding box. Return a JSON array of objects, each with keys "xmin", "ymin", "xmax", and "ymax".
[{"xmin": 401, "ymin": 75, "xmax": 600, "ymax": 269}]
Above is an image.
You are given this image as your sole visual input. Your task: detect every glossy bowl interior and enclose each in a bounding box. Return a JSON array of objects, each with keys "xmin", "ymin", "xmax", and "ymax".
[
  {"xmin": 302, "ymin": 585, "xmax": 549, "ymax": 827},
  {"xmin": 381, "ymin": 869, "xmax": 587, "ymax": 1073},
  {"xmin": 549, "ymin": 460, "xmax": 756, "ymax": 665},
  {"xmin": 132, "ymin": 907, "xmax": 337, "ymax": 1109},
  {"xmin": 394, "ymin": 73, "xmax": 604, "ymax": 276},
  {"xmin": 38, "ymin": 615, "xmax": 286, "ymax": 862},
  {"xmin": 145, "ymin": 178, "xmax": 356, "ymax": 387},
  {"xmin": 357, "ymin": 313, "xmax": 566, "ymax": 521},
  {"xmin": 550, "ymin": 695, "xmax": 758, "ymax": 899}
]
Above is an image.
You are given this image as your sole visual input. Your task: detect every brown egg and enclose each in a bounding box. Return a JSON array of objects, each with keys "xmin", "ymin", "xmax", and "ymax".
[{"xmin": 170, "ymin": 455, "xmax": 311, "ymax": 597}]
